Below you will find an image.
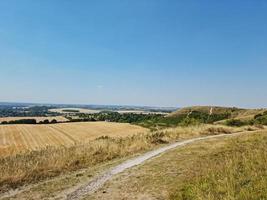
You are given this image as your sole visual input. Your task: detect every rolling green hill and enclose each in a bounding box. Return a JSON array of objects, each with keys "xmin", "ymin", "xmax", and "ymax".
[
  {"xmin": 166, "ymin": 106, "xmax": 267, "ymax": 126},
  {"xmin": 168, "ymin": 106, "xmax": 242, "ymax": 117},
  {"xmin": 168, "ymin": 106, "xmax": 266, "ymax": 119}
]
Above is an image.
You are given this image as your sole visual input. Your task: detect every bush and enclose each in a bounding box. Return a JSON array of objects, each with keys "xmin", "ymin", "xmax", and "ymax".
[
  {"xmin": 51, "ymin": 119, "xmax": 57, "ymax": 124},
  {"xmin": 39, "ymin": 119, "xmax": 50, "ymax": 124},
  {"xmin": 253, "ymin": 114, "xmax": 267, "ymax": 125},
  {"xmin": 225, "ymin": 119, "xmax": 248, "ymax": 127}
]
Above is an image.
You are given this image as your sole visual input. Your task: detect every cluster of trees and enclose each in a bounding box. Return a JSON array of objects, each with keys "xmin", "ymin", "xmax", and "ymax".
[
  {"xmin": 0, "ymin": 106, "xmax": 58, "ymax": 118},
  {"xmin": 39, "ymin": 119, "xmax": 58, "ymax": 124}
]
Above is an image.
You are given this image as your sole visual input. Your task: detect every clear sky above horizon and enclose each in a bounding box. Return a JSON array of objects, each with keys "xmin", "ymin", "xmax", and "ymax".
[{"xmin": 0, "ymin": 0, "xmax": 267, "ymax": 108}]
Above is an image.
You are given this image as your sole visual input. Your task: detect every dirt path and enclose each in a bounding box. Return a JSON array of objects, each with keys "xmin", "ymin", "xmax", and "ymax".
[{"xmin": 65, "ymin": 132, "xmax": 242, "ymax": 200}]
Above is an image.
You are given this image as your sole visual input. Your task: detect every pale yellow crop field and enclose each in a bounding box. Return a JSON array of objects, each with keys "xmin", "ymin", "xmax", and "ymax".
[
  {"xmin": 0, "ymin": 116, "xmax": 69, "ymax": 123},
  {"xmin": 0, "ymin": 122, "xmax": 148, "ymax": 157},
  {"xmin": 49, "ymin": 108, "xmax": 101, "ymax": 114}
]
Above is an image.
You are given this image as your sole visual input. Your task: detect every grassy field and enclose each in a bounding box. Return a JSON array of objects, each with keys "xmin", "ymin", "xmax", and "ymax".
[
  {"xmin": 170, "ymin": 132, "xmax": 267, "ymax": 200},
  {"xmin": 0, "ymin": 122, "xmax": 147, "ymax": 157},
  {"xmin": 88, "ymin": 130, "xmax": 267, "ymax": 200},
  {"xmin": 0, "ymin": 116, "xmax": 68, "ymax": 123}
]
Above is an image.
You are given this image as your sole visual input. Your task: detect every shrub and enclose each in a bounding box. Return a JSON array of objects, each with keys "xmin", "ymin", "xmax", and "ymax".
[
  {"xmin": 253, "ymin": 114, "xmax": 267, "ymax": 125},
  {"xmin": 51, "ymin": 119, "xmax": 57, "ymax": 124},
  {"xmin": 225, "ymin": 119, "xmax": 248, "ymax": 127},
  {"xmin": 39, "ymin": 119, "xmax": 50, "ymax": 124}
]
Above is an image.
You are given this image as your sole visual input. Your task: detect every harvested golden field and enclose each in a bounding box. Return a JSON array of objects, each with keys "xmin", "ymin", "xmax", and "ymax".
[
  {"xmin": 0, "ymin": 122, "xmax": 147, "ymax": 157},
  {"xmin": 0, "ymin": 116, "xmax": 68, "ymax": 123},
  {"xmin": 49, "ymin": 108, "xmax": 101, "ymax": 114}
]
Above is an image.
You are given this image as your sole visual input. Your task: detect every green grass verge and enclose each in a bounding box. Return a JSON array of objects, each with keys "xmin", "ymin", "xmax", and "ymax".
[{"xmin": 170, "ymin": 132, "xmax": 267, "ymax": 200}]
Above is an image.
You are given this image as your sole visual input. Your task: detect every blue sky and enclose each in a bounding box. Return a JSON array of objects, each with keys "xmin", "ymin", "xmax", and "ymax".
[{"xmin": 0, "ymin": 0, "xmax": 267, "ymax": 108}]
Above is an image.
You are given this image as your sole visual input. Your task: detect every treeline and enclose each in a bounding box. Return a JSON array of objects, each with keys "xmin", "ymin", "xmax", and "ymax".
[
  {"xmin": 1, "ymin": 119, "xmax": 37, "ymax": 124},
  {"xmin": 70, "ymin": 112, "xmax": 164, "ymax": 124},
  {"xmin": 62, "ymin": 109, "xmax": 80, "ymax": 113},
  {"xmin": 1, "ymin": 119, "xmax": 58, "ymax": 125}
]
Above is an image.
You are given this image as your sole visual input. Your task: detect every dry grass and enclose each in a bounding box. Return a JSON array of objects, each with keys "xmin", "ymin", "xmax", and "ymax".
[
  {"xmin": 0, "ymin": 124, "xmax": 252, "ymax": 193},
  {"xmin": 0, "ymin": 116, "xmax": 68, "ymax": 123},
  {"xmin": 159, "ymin": 124, "xmax": 245, "ymax": 140},
  {"xmin": 0, "ymin": 122, "xmax": 147, "ymax": 157},
  {"xmin": 88, "ymin": 130, "xmax": 267, "ymax": 200},
  {"xmin": 170, "ymin": 132, "xmax": 267, "ymax": 200}
]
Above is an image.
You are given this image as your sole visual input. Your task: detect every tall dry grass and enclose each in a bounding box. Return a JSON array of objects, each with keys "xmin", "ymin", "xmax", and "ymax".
[
  {"xmin": 170, "ymin": 131, "xmax": 267, "ymax": 200},
  {"xmin": 0, "ymin": 124, "xmax": 255, "ymax": 192}
]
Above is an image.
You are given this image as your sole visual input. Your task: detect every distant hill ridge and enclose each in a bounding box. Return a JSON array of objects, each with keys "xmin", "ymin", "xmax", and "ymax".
[{"xmin": 168, "ymin": 106, "xmax": 267, "ymax": 122}]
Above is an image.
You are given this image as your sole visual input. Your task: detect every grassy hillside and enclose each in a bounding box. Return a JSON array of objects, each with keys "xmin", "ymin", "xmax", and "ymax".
[
  {"xmin": 168, "ymin": 106, "xmax": 244, "ymax": 117},
  {"xmin": 170, "ymin": 132, "xmax": 267, "ymax": 200},
  {"xmin": 166, "ymin": 106, "xmax": 267, "ymax": 126},
  {"xmin": 89, "ymin": 130, "xmax": 267, "ymax": 200},
  {"xmin": 167, "ymin": 106, "xmax": 266, "ymax": 119}
]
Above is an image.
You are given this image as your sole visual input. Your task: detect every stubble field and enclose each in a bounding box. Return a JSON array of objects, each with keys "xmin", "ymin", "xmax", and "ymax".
[{"xmin": 0, "ymin": 122, "xmax": 147, "ymax": 157}]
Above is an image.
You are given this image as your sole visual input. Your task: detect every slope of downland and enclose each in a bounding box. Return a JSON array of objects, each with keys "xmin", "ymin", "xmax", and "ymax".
[
  {"xmin": 88, "ymin": 130, "xmax": 267, "ymax": 200},
  {"xmin": 0, "ymin": 125, "xmax": 263, "ymax": 199},
  {"xmin": 168, "ymin": 106, "xmax": 267, "ymax": 123}
]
